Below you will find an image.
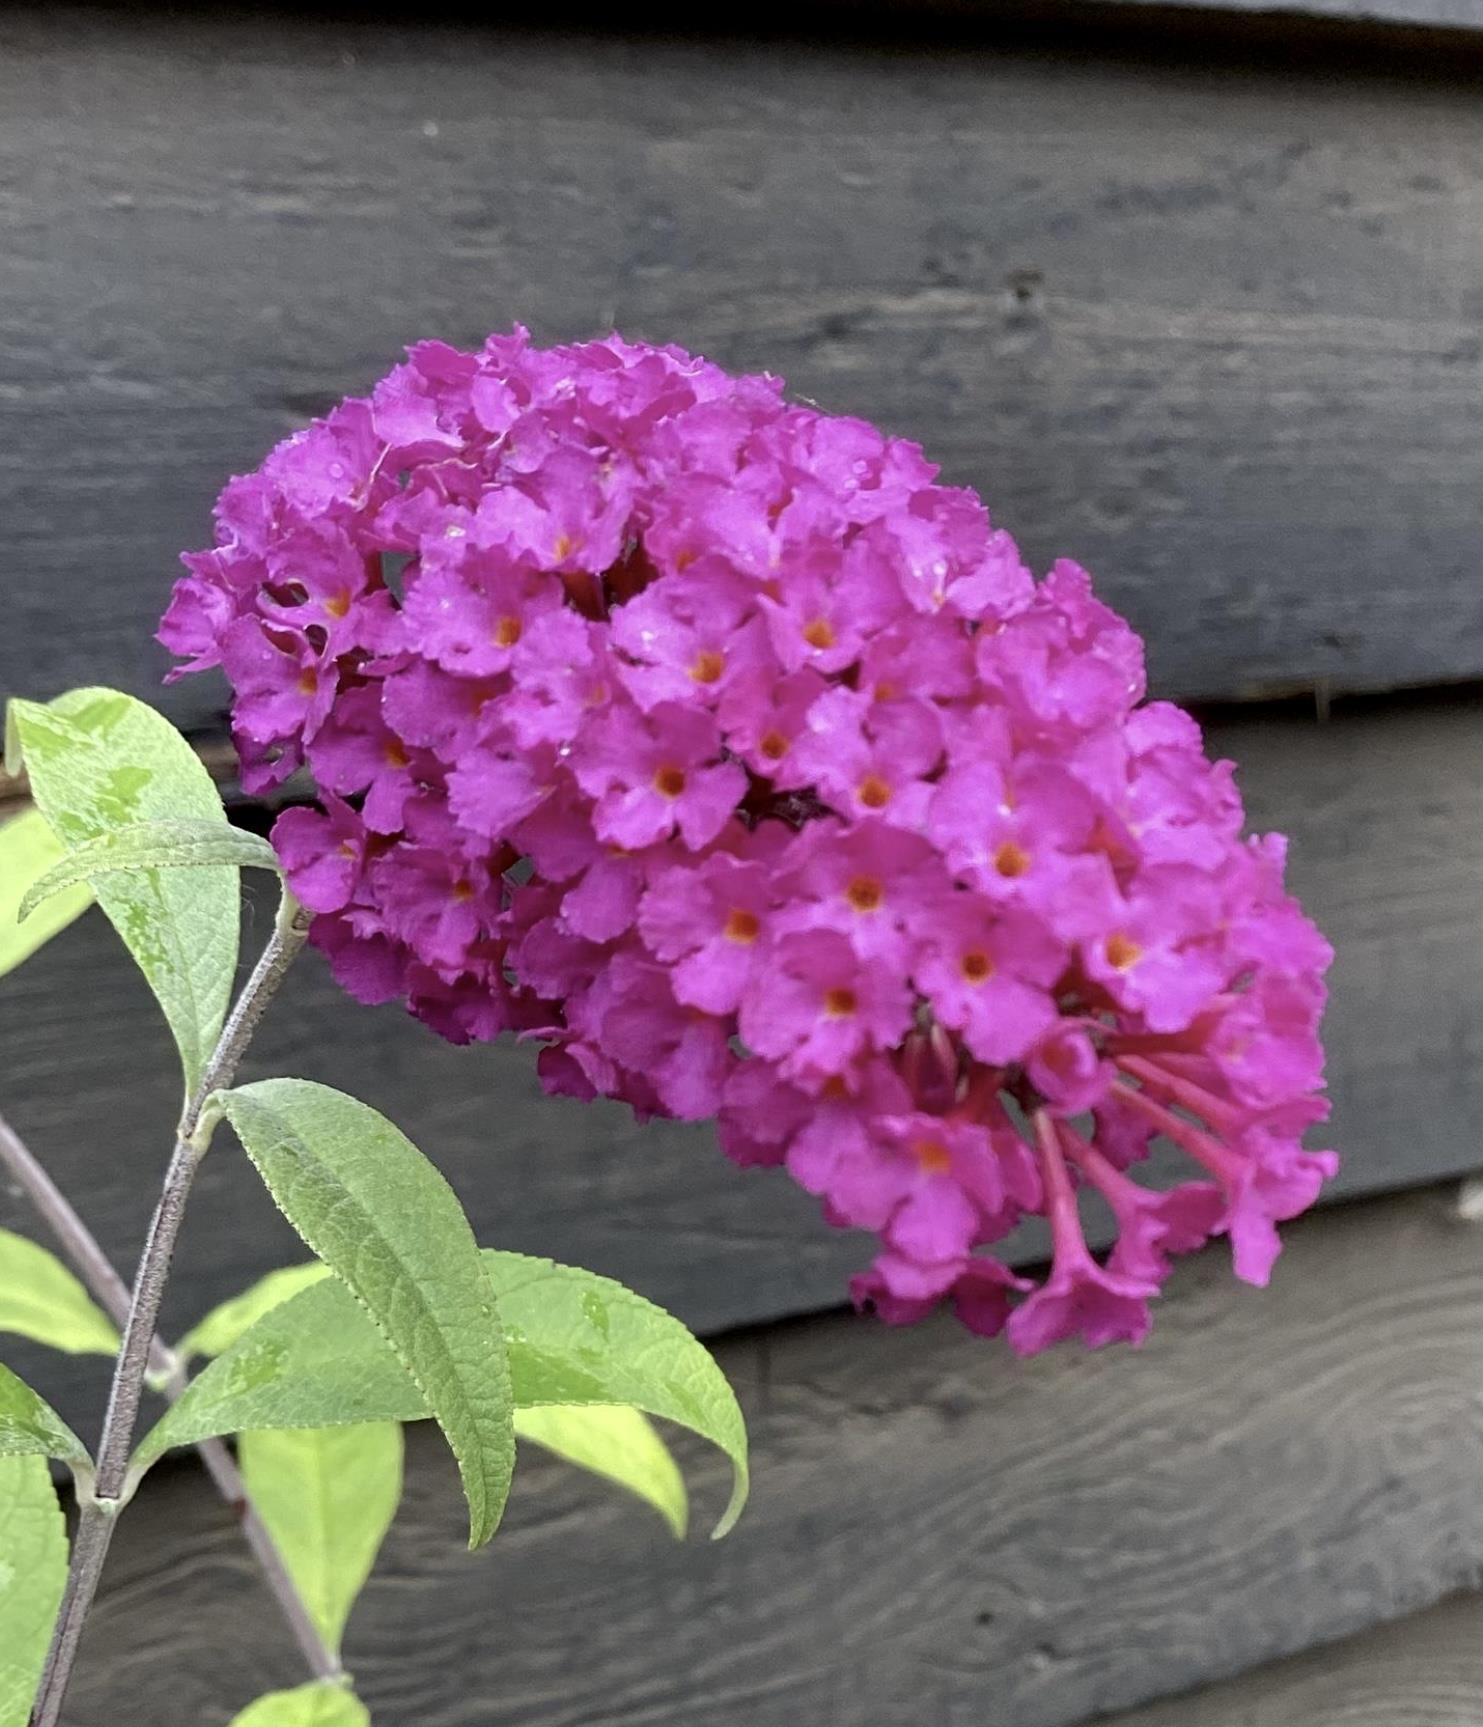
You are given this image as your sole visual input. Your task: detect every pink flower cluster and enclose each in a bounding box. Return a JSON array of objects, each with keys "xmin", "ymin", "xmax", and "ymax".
[{"xmin": 162, "ymin": 329, "xmax": 1335, "ymax": 1353}]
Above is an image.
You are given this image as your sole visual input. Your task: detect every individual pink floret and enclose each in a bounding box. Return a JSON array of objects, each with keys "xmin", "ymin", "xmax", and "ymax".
[{"xmin": 573, "ymin": 701, "xmax": 747, "ymax": 852}]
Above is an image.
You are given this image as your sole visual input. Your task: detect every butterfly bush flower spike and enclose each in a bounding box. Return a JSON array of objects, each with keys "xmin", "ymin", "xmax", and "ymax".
[{"xmin": 163, "ymin": 330, "xmax": 1335, "ymax": 1354}]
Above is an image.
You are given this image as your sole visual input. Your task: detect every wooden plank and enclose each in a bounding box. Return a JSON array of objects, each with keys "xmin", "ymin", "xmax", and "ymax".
[
  {"xmin": 1082, "ymin": 0, "xmax": 1483, "ymax": 29},
  {"xmin": 1105, "ymin": 1589, "xmax": 1483, "ymax": 1726},
  {"xmin": 50, "ymin": 1183, "xmax": 1483, "ymax": 1727},
  {"xmin": 2, "ymin": 693, "xmax": 1481, "ymax": 1426},
  {"xmin": 2, "ymin": 12, "xmax": 1483, "ymax": 722},
  {"xmin": 980, "ymin": 0, "xmax": 1483, "ymax": 32}
]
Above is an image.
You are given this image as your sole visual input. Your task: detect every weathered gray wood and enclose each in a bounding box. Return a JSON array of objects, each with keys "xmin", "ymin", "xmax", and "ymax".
[
  {"xmin": 3, "ymin": 694, "xmax": 1483, "ymax": 1437},
  {"xmin": 1026, "ymin": 0, "xmax": 1483, "ymax": 30},
  {"xmin": 53, "ymin": 1184, "xmax": 1483, "ymax": 1727},
  {"xmin": 1088, "ymin": 0, "xmax": 1483, "ymax": 28},
  {"xmin": 1106, "ymin": 1589, "xmax": 1482, "ymax": 1726},
  {"xmin": 2, "ymin": 11, "xmax": 1482, "ymax": 722},
  {"xmin": 876, "ymin": 0, "xmax": 1483, "ymax": 32}
]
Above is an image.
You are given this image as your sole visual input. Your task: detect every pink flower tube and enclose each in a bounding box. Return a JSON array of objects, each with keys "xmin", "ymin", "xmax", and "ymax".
[{"xmin": 162, "ymin": 330, "xmax": 1335, "ymax": 1352}]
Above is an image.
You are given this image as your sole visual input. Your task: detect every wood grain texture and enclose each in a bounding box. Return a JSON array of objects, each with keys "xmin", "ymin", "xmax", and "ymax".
[
  {"xmin": 1105, "ymin": 1588, "xmax": 1483, "ymax": 1727},
  {"xmin": 1027, "ymin": 0, "xmax": 1483, "ymax": 30},
  {"xmin": 50, "ymin": 1184, "xmax": 1483, "ymax": 1727},
  {"xmin": 3, "ymin": 692, "xmax": 1482, "ymax": 1433},
  {"xmin": 1091, "ymin": 0, "xmax": 1483, "ymax": 26},
  {"xmin": 2, "ymin": 10, "xmax": 1482, "ymax": 723}
]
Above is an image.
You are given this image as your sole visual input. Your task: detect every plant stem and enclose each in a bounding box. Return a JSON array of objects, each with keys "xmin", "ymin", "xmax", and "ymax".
[
  {"xmin": 31, "ymin": 1141, "xmax": 197, "ymax": 1726},
  {"xmin": 29, "ymin": 891, "xmax": 314, "ymax": 1727},
  {"xmin": 0, "ymin": 1108, "xmax": 341, "ymax": 1683}
]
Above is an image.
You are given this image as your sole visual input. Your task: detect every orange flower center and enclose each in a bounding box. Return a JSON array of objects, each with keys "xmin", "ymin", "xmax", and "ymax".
[
  {"xmin": 723, "ymin": 907, "xmax": 760, "ymax": 945},
  {"xmin": 960, "ymin": 949, "xmax": 994, "ymax": 984},
  {"xmin": 689, "ymin": 648, "xmax": 726, "ymax": 684},
  {"xmin": 296, "ymin": 670, "xmax": 318, "ymax": 696},
  {"xmin": 383, "ymin": 740, "xmax": 410, "ymax": 769},
  {"xmin": 760, "ymin": 729, "xmax": 789, "ymax": 762},
  {"xmin": 451, "ymin": 881, "xmax": 475, "ymax": 903},
  {"xmin": 858, "ymin": 775, "xmax": 892, "ymax": 810},
  {"xmin": 993, "ymin": 839, "xmax": 1031, "ymax": 879},
  {"xmin": 552, "ymin": 532, "xmax": 578, "ymax": 560},
  {"xmin": 914, "ymin": 1139, "xmax": 953, "ymax": 1175},
  {"xmin": 653, "ymin": 765, "xmax": 687, "ymax": 799},
  {"xmin": 1106, "ymin": 931, "xmax": 1143, "ymax": 972},
  {"xmin": 323, "ymin": 590, "xmax": 352, "ymax": 620},
  {"xmin": 494, "ymin": 614, "xmax": 523, "ymax": 648},
  {"xmin": 824, "ymin": 986, "xmax": 858, "ymax": 1018},
  {"xmin": 802, "ymin": 616, "xmax": 836, "ymax": 651},
  {"xmin": 846, "ymin": 875, "xmax": 884, "ymax": 912}
]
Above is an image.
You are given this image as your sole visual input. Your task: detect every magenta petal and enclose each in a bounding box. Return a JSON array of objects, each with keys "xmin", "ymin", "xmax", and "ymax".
[
  {"xmin": 310, "ymin": 914, "xmax": 408, "ymax": 1005},
  {"xmin": 1006, "ymin": 1260, "xmax": 1156, "ymax": 1357},
  {"xmin": 886, "ymin": 1179, "xmax": 979, "ymax": 1265},
  {"xmin": 951, "ymin": 1258, "xmax": 1029, "ymax": 1338},
  {"xmin": 562, "ymin": 857, "xmax": 641, "ymax": 942},
  {"xmin": 448, "ymin": 749, "xmax": 551, "ymax": 840},
  {"xmin": 672, "ymin": 940, "xmax": 753, "ymax": 1016},
  {"xmin": 272, "ymin": 803, "xmax": 363, "ymax": 914}
]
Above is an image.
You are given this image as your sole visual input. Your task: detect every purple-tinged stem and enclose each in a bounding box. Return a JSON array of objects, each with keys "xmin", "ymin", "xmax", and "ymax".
[
  {"xmin": 29, "ymin": 893, "xmax": 323, "ymax": 1727},
  {"xmin": 0, "ymin": 1107, "xmax": 341, "ymax": 1684}
]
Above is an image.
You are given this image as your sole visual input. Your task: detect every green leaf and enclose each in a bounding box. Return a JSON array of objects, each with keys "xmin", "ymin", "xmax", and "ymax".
[
  {"xmin": 139, "ymin": 1251, "xmax": 748, "ymax": 1538},
  {"xmin": 0, "ymin": 808, "xmax": 93, "ymax": 980},
  {"xmin": 217, "ymin": 1080, "xmax": 513, "ymax": 1548},
  {"xmin": 19, "ymin": 819, "xmax": 279, "ymax": 922},
  {"xmin": 515, "ymin": 1404, "xmax": 687, "ymax": 1538},
  {"xmin": 239, "ymin": 1423, "xmax": 402, "ymax": 1656},
  {"xmin": 179, "ymin": 1264, "xmax": 691, "ymax": 1536},
  {"xmin": 0, "ymin": 1361, "xmax": 91, "ymax": 1473},
  {"xmin": 490, "ymin": 1253, "xmax": 747, "ymax": 1537},
  {"xmin": 0, "ymin": 1457, "xmax": 68, "ymax": 1727},
  {"xmin": 177, "ymin": 1263, "xmax": 331, "ymax": 1363},
  {"xmin": 5, "ymin": 690, "xmax": 239, "ymax": 1094},
  {"xmin": 0, "ymin": 1230, "xmax": 118, "ymax": 1357},
  {"xmin": 225, "ymin": 1683, "xmax": 368, "ymax": 1727}
]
